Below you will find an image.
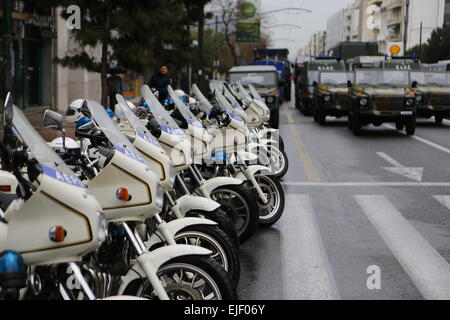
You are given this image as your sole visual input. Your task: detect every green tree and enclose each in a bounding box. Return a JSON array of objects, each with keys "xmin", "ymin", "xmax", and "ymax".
[
  {"xmin": 406, "ymin": 23, "xmax": 450, "ymax": 63},
  {"xmin": 34, "ymin": 0, "xmax": 211, "ymax": 104}
]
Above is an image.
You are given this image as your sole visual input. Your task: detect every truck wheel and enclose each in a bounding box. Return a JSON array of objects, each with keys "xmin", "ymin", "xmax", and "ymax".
[
  {"xmin": 395, "ymin": 121, "xmax": 405, "ymax": 131},
  {"xmin": 352, "ymin": 115, "xmax": 362, "ymax": 136},
  {"xmin": 435, "ymin": 115, "xmax": 443, "ymax": 125},
  {"xmin": 317, "ymin": 109, "xmax": 326, "ymax": 125},
  {"xmin": 405, "ymin": 116, "xmax": 416, "ymax": 135}
]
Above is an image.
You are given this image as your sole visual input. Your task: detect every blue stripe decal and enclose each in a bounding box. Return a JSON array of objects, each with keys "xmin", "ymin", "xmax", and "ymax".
[
  {"xmin": 42, "ymin": 165, "xmax": 85, "ymax": 189},
  {"xmin": 114, "ymin": 145, "xmax": 148, "ymax": 165},
  {"xmin": 186, "ymin": 119, "xmax": 204, "ymax": 129},
  {"xmin": 160, "ymin": 125, "xmax": 185, "ymax": 136},
  {"xmin": 137, "ymin": 131, "xmax": 161, "ymax": 148}
]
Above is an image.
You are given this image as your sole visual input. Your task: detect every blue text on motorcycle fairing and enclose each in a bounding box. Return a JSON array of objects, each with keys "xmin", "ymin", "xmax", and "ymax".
[
  {"xmin": 219, "ymin": 107, "xmax": 242, "ymax": 121},
  {"xmin": 232, "ymin": 104, "xmax": 244, "ymax": 111},
  {"xmin": 186, "ymin": 119, "xmax": 204, "ymax": 129},
  {"xmin": 113, "ymin": 145, "xmax": 148, "ymax": 165},
  {"xmin": 42, "ymin": 165, "xmax": 86, "ymax": 189},
  {"xmin": 137, "ymin": 131, "xmax": 161, "ymax": 148},
  {"xmin": 160, "ymin": 125, "xmax": 185, "ymax": 136}
]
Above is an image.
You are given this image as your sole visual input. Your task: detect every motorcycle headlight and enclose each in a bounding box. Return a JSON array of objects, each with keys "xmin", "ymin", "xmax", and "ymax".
[
  {"xmin": 359, "ymin": 98, "xmax": 368, "ymax": 106},
  {"xmin": 416, "ymin": 95, "xmax": 423, "ymax": 103},
  {"xmin": 406, "ymin": 98, "xmax": 414, "ymax": 106},
  {"xmin": 155, "ymin": 183, "xmax": 164, "ymax": 208},
  {"xmin": 168, "ymin": 164, "xmax": 176, "ymax": 185},
  {"xmin": 266, "ymin": 96, "xmax": 274, "ymax": 104},
  {"xmin": 324, "ymin": 95, "xmax": 331, "ymax": 102},
  {"xmin": 97, "ymin": 211, "xmax": 108, "ymax": 243}
]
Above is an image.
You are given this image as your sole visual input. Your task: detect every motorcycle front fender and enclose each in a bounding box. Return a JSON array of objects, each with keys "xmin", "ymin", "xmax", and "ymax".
[
  {"xmin": 146, "ymin": 217, "xmax": 217, "ymax": 248},
  {"xmin": 173, "ymin": 195, "xmax": 221, "ymax": 218},
  {"xmin": 118, "ymin": 244, "xmax": 212, "ymax": 295},
  {"xmin": 195, "ymin": 177, "xmax": 244, "ymax": 196},
  {"xmin": 235, "ymin": 165, "xmax": 272, "ymax": 181}
]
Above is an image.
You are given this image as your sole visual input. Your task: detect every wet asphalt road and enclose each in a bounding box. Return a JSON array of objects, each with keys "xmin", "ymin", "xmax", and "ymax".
[{"xmin": 237, "ymin": 98, "xmax": 450, "ymax": 300}]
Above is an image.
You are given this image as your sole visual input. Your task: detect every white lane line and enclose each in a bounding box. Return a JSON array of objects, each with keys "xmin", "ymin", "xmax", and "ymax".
[
  {"xmin": 280, "ymin": 195, "xmax": 340, "ymax": 300},
  {"xmin": 283, "ymin": 182, "xmax": 450, "ymax": 187},
  {"xmin": 377, "ymin": 152, "xmax": 423, "ymax": 182},
  {"xmin": 384, "ymin": 124, "xmax": 450, "ymax": 155},
  {"xmin": 355, "ymin": 195, "xmax": 450, "ymax": 300},
  {"xmin": 434, "ymin": 196, "xmax": 450, "ymax": 210}
]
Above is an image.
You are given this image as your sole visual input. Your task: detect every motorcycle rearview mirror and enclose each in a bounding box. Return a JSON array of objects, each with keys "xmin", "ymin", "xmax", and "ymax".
[
  {"xmin": 42, "ymin": 110, "xmax": 64, "ymax": 131},
  {"xmin": 3, "ymin": 92, "xmax": 14, "ymax": 126}
]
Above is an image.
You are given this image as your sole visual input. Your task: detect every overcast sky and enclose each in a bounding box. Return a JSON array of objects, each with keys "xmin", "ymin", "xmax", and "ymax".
[{"xmin": 261, "ymin": 0, "xmax": 355, "ymax": 60}]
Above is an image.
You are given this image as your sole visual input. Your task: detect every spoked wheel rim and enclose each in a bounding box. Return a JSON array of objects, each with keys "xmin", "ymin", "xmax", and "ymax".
[
  {"xmin": 211, "ymin": 188, "xmax": 250, "ymax": 237},
  {"xmin": 256, "ymin": 176, "xmax": 281, "ymax": 221},
  {"xmin": 174, "ymin": 231, "xmax": 229, "ymax": 272},
  {"xmin": 137, "ymin": 263, "xmax": 222, "ymax": 300},
  {"xmin": 270, "ymin": 147, "xmax": 285, "ymax": 175}
]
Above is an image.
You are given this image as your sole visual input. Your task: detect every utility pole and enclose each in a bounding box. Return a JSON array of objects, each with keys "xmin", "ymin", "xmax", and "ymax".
[
  {"xmin": 214, "ymin": 15, "xmax": 219, "ymax": 80},
  {"xmin": 419, "ymin": 21, "xmax": 423, "ymax": 59},
  {"xmin": 404, "ymin": 0, "xmax": 410, "ymax": 58},
  {"xmin": 2, "ymin": 0, "xmax": 13, "ymax": 94},
  {"xmin": 197, "ymin": 1, "xmax": 205, "ymax": 91}
]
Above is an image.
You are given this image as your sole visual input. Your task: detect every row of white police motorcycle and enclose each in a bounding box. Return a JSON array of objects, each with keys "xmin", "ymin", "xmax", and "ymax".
[{"xmin": 0, "ymin": 81, "xmax": 289, "ymax": 300}]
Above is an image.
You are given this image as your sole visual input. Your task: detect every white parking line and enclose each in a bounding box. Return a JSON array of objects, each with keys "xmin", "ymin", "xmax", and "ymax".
[
  {"xmin": 280, "ymin": 195, "xmax": 341, "ymax": 299},
  {"xmin": 355, "ymin": 195, "xmax": 450, "ymax": 300},
  {"xmin": 283, "ymin": 182, "xmax": 450, "ymax": 187},
  {"xmin": 434, "ymin": 196, "xmax": 450, "ymax": 210},
  {"xmin": 384, "ymin": 124, "xmax": 450, "ymax": 155}
]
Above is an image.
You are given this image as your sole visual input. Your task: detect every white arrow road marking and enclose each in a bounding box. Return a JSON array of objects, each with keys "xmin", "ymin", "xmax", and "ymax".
[
  {"xmin": 377, "ymin": 152, "xmax": 423, "ymax": 182},
  {"xmin": 355, "ymin": 195, "xmax": 450, "ymax": 300},
  {"xmin": 280, "ymin": 195, "xmax": 341, "ymax": 299},
  {"xmin": 434, "ymin": 196, "xmax": 450, "ymax": 210}
]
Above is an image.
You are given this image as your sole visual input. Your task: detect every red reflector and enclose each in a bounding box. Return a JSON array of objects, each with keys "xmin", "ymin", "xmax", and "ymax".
[
  {"xmin": 0, "ymin": 185, "xmax": 11, "ymax": 192},
  {"xmin": 49, "ymin": 225, "xmax": 66, "ymax": 243},
  {"xmin": 116, "ymin": 187, "xmax": 131, "ymax": 201}
]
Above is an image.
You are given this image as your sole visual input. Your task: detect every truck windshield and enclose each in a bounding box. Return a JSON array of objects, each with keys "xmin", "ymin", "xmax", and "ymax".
[
  {"xmin": 320, "ymin": 72, "xmax": 353, "ymax": 86},
  {"xmin": 355, "ymin": 70, "xmax": 409, "ymax": 87},
  {"xmin": 229, "ymin": 72, "xmax": 276, "ymax": 87}
]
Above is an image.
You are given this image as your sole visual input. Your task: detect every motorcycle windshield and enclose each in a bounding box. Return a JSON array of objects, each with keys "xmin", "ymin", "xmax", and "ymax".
[
  {"xmin": 115, "ymin": 94, "xmax": 162, "ymax": 149},
  {"xmin": 11, "ymin": 105, "xmax": 85, "ymax": 188},
  {"xmin": 87, "ymin": 100, "xmax": 149, "ymax": 165},
  {"xmin": 248, "ymin": 84, "xmax": 264, "ymax": 102},
  {"xmin": 167, "ymin": 86, "xmax": 204, "ymax": 129},
  {"xmin": 141, "ymin": 85, "xmax": 185, "ymax": 136},
  {"xmin": 223, "ymin": 86, "xmax": 244, "ymax": 111},
  {"xmin": 191, "ymin": 84, "xmax": 213, "ymax": 113},
  {"xmin": 214, "ymin": 91, "xmax": 243, "ymax": 122},
  {"xmin": 236, "ymin": 83, "xmax": 253, "ymax": 102}
]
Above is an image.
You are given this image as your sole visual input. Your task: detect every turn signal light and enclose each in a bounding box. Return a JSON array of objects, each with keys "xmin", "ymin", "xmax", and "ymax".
[
  {"xmin": 0, "ymin": 185, "xmax": 11, "ymax": 192},
  {"xmin": 116, "ymin": 187, "xmax": 132, "ymax": 201},
  {"xmin": 49, "ymin": 226, "xmax": 67, "ymax": 243}
]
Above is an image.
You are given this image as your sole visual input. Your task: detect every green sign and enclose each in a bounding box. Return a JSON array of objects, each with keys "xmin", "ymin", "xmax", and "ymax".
[
  {"xmin": 236, "ymin": 23, "xmax": 260, "ymax": 43},
  {"xmin": 241, "ymin": 2, "xmax": 257, "ymax": 18}
]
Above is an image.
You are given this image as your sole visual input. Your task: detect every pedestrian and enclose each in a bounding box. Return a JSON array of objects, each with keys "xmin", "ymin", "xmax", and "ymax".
[
  {"xmin": 107, "ymin": 73, "xmax": 124, "ymax": 109},
  {"xmin": 148, "ymin": 65, "xmax": 172, "ymax": 102}
]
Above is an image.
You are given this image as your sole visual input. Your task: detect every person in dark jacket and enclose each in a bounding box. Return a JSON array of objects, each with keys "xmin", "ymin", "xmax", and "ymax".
[{"xmin": 148, "ymin": 65, "xmax": 172, "ymax": 102}]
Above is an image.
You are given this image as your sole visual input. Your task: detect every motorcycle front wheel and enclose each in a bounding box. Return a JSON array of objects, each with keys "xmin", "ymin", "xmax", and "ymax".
[
  {"xmin": 255, "ymin": 175, "xmax": 285, "ymax": 227},
  {"xmin": 210, "ymin": 184, "xmax": 259, "ymax": 243},
  {"xmin": 174, "ymin": 224, "xmax": 240, "ymax": 285},
  {"xmin": 269, "ymin": 145, "xmax": 289, "ymax": 179},
  {"xmin": 123, "ymin": 255, "xmax": 237, "ymax": 300}
]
